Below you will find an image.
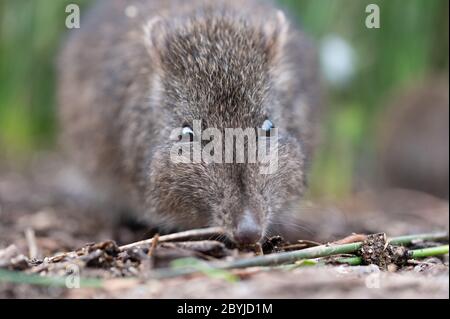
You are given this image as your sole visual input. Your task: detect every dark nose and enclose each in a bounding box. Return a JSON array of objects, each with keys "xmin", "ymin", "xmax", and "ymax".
[{"xmin": 233, "ymin": 212, "xmax": 263, "ymax": 245}]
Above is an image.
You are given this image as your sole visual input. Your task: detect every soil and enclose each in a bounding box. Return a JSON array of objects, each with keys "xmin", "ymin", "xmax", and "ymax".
[
  {"xmin": 358, "ymin": 233, "xmax": 409, "ymax": 269},
  {"xmin": 0, "ymin": 154, "xmax": 448, "ymax": 298}
]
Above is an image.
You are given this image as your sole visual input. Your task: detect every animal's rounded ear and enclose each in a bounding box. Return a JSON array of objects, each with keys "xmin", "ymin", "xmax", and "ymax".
[
  {"xmin": 143, "ymin": 16, "xmax": 167, "ymax": 66},
  {"xmin": 263, "ymin": 10, "xmax": 289, "ymax": 63}
]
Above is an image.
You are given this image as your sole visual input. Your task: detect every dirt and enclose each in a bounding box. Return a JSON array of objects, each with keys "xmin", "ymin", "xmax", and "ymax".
[
  {"xmin": 358, "ymin": 233, "xmax": 408, "ymax": 269},
  {"xmin": 0, "ymin": 154, "xmax": 448, "ymax": 298}
]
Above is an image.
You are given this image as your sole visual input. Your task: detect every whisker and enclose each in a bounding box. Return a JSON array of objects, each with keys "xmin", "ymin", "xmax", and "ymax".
[{"xmin": 269, "ymin": 221, "xmax": 313, "ymax": 232}]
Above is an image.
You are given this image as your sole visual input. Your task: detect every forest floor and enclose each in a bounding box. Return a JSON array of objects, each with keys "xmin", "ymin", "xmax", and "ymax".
[{"xmin": 0, "ymin": 154, "xmax": 448, "ymax": 298}]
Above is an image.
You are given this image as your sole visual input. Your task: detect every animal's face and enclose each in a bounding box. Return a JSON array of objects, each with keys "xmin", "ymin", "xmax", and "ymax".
[
  {"xmin": 148, "ymin": 134, "xmax": 306, "ymax": 245},
  {"xmin": 144, "ymin": 9, "xmax": 307, "ymax": 244}
]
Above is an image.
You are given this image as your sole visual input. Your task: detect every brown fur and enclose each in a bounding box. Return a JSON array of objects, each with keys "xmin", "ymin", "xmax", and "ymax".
[{"xmin": 58, "ymin": 0, "xmax": 320, "ymax": 241}]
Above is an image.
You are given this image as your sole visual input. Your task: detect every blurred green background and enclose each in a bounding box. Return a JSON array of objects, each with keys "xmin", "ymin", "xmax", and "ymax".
[{"xmin": 0, "ymin": 0, "xmax": 448, "ymax": 198}]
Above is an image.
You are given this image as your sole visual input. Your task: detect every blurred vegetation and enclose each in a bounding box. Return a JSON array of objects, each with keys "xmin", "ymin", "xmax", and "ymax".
[{"xmin": 0, "ymin": 0, "xmax": 448, "ymax": 198}]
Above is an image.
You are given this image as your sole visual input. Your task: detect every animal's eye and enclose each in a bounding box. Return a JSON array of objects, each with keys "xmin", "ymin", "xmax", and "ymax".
[
  {"xmin": 180, "ymin": 125, "xmax": 194, "ymax": 142},
  {"xmin": 261, "ymin": 119, "xmax": 274, "ymax": 135}
]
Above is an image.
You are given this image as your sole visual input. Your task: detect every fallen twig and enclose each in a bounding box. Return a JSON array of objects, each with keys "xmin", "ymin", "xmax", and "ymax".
[
  {"xmin": 166, "ymin": 240, "xmax": 227, "ymax": 254},
  {"xmin": 332, "ymin": 233, "xmax": 367, "ymax": 245},
  {"xmin": 25, "ymin": 228, "xmax": 38, "ymax": 260},
  {"xmin": 147, "ymin": 234, "xmax": 159, "ymax": 257},
  {"xmin": 119, "ymin": 227, "xmax": 226, "ymax": 251}
]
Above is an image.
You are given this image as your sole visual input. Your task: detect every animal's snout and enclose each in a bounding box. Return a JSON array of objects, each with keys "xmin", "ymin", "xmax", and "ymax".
[{"xmin": 232, "ymin": 210, "xmax": 263, "ymax": 245}]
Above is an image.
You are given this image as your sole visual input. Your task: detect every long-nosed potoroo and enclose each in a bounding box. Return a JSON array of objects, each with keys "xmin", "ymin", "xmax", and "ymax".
[{"xmin": 58, "ymin": 0, "xmax": 321, "ymax": 245}]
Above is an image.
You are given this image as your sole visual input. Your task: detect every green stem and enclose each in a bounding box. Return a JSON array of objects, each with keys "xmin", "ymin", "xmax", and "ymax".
[
  {"xmin": 335, "ymin": 256, "xmax": 363, "ymax": 265},
  {"xmin": 389, "ymin": 232, "xmax": 448, "ymax": 246},
  {"xmin": 410, "ymin": 245, "xmax": 449, "ymax": 259},
  {"xmin": 224, "ymin": 242, "xmax": 362, "ymax": 269},
  {"xmin": 0, "ymin": 269, "xmax": 103, "ymax": 288},
  {"xmin": 152, "ymin": 243, "xmax": 361, "ymax": 279}
]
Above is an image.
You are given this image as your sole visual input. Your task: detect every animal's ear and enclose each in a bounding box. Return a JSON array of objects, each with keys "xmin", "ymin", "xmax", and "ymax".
[
  {"xmin": 263, "ymin": 10, "xmax": 289, "ymax": 63},
  {"xmin": 143, "ymin": 17, "xmax": 167, "ymax": 66}
]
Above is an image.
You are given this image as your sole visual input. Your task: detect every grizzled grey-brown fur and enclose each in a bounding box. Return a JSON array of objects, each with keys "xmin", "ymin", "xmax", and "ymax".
[{"xmin": 58, "ymin": 0, "xmax": 320, "ymax": 244}]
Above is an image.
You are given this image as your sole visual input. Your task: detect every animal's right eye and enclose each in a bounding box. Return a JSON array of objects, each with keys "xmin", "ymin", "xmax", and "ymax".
[
  {"xmin": 262, "ymin": 119, "xmax": 274, "ymax": 131},
  {"xmin": 180, "ymin": 125, "xmax": 194, "ymax": 142},
  {"xmin": 261, "ymin": 119, "xmax": 274, "ymax": 137}
]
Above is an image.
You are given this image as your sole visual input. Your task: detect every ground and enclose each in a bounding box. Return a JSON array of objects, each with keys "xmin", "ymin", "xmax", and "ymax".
[{"xmin": 0, "ymin": 154, "xmax": 448, "ymax": 298}]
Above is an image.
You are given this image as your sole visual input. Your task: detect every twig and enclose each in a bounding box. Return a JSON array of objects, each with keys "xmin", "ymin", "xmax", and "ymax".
[
  {"xmin": 166, "ymin": 240, "xmax": 227, "ymax": 253},
  {"xmin": 296, "ymin": 239, "xmax": 322, "ymax": 247},
  {"xmin": 25, "ymin": 228, "xmax": 38, "ymax": 259},
  {"xmin": 44, "ymin": 227, "xmax": 226, "ymax": 262},
  {"xmin": 147, "ymin": 234, "xmax": 159, "ymax": 257},
  {"xmin": 119, "ymin": 227, "xmax": 225, "ymax": 251},
  {"xmin": 281, "ymin": 243, "xmax": 309, "ymax": 250},
  {"xmin": 255, "ymin": 243, "xmax": 263, "ymax": 256},
  {"xmin": 332, "ymin": 234, "xmax": 367, "ymax": 245},
  {"xmin": 119, "ymin": 227, "xmax": 226, "ymax": 251}
]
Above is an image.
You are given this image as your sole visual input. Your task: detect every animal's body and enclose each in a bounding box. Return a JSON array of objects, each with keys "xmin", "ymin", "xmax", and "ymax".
[{"xmin": 58, "ymin": 0, "xmax": 320, "ymax": 244}]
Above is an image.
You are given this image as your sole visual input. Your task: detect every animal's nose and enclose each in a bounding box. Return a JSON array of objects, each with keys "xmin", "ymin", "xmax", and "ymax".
[{"xmin": 233, "ymin": 211, "xmax": 263, "ymax": 245}]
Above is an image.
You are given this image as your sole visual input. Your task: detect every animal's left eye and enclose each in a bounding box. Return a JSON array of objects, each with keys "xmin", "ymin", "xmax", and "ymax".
[
  {"xmin": 262, "ymin": 119, "xmax": 274, "ymax": 132},
  {"xmin": 180, "ymin": 125, "xmax": 194, "ymax": 142}
]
